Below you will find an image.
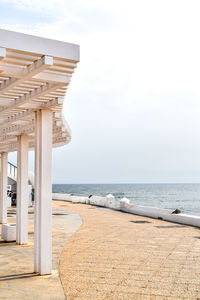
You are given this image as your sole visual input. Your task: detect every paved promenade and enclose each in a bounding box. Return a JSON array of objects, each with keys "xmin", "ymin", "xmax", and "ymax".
[
  {"xmin": 55, "ymin": 201, "xmax": 200, "ymax": 300},
  {"xmin": 0, "ymin": 206, "xmax": 82, "ymax": 299},
  {"xmin": 1, "ymin": 201, "xmax": 200, "ymax": 299}
]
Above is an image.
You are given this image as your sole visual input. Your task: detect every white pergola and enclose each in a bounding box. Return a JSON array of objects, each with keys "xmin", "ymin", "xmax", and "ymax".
[{"xmin": 0, "ymin": 29, "xmax": 79, "ymax": 275}]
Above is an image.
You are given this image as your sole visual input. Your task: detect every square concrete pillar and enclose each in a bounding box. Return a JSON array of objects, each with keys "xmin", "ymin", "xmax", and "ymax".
[
  {"xmin": 34, "ymin": 109, "xmax": 52, "ymax": 275},
  {"xmin": 0, "ymin": 152, "xmax": 8, "ymax": 224},
  {"xmin": 16, "ymin": 135, "xmax": 29, "ymax": 244}
]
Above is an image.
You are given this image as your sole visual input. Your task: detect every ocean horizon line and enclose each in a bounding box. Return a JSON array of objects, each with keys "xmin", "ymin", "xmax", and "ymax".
[{"xmin": 52, "ymin": 182, "xmax": 200, "ymax": 185}]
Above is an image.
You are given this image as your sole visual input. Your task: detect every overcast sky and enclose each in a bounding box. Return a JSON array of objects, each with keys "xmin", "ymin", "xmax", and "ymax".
[{"xmin": 1, "ymin": 0, "xmax": 200, "ymax": 183}]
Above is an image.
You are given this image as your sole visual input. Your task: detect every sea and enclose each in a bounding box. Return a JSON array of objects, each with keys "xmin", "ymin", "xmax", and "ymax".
[{"xmin": 53, "ymin": 183, "xmax": 200, "ymax": 216}]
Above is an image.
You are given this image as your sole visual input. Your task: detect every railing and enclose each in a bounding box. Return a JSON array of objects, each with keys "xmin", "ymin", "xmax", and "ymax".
[{"xmin": 8, "ymin": 161, "xmax": 17, "ymax": 178}]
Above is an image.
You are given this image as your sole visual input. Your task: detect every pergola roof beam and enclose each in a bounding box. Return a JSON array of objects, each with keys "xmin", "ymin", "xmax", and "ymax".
[
  {"xmin": 0, "ymin": 126, "xmax": 67, "ymax": 144},
  {"xmin": 0, "ymin": 29, "xmax": 78, "ymax": 151},
  {"xmin": 0, "ymin": 97, "xmax": 64, "ymax": 131},
  {"xmin": 0, "ymin": 29, "xmax": 79, "ymax": 61},
  {"xmin": 0, "ymin": 126, "xmax": 66, "ymax": 143},
  {"xmin": 33, "ymin": 71, "xmax": 71, "ymax": 84},
  {"xmin": 0, "ymin": 119, "xmax": 64, "ymax": 136},
  {"xmin": 0, "ymin": 82, "xmax": 63, "ymax": 116},
  {"xmin": 0, "ymin": 135, "xmax": 68, "ymax": 153},
  {"xmin": 0, "ymin": 55, "xmax": 53, "ymax": 91},
  {"xmin": 0, "ymin": 47, "xmax": 6, "ymax": 61}
]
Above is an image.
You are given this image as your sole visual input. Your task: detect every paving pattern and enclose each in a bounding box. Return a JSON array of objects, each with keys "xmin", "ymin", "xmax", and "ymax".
[
  {"xmin": 1, "ymin": 201, "xmax": 200, "ymax": 299},
  {"xmin": 0, "ymin": 206, "xmax": 82, "ymax": 300},
  {"xmin": 54, "ymin": 201, "xmax": 200, "ymax": 300}
]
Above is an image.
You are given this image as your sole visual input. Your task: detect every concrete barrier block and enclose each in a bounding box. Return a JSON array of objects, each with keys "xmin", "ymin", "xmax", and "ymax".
[
  {"xmin": 120, "ymin": 197, "xmax": 134, "ymax": 212},
  {"xmin": 128, "ymin": 205, "xmax": 172, "ymax": 219},
  {"xmin": 1, "ymin": 223, "xmax": 16, "ymax": 241},
  {"xmin": 89, "ymin": 196, "xmax": 106, "ymax": 207},
  {"xmin": 164, "ymin": 214, "xmax": 200, "ymax": 227},
  {"xmin": 71, "ymin": 196, "xmax": 89, "ymax": 204},
  {"xmin": 105, "ymin": 194, "xmax": 118, "ymax": 209},
  {"xmin": 52, "ymin": 193, "xmax": 72, "ymax": 202}
]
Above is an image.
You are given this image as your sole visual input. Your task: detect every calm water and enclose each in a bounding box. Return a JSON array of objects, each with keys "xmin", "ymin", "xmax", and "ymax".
[{"xmin": 52, "ymin": 184, "xmax": 200, "ymax": 216}]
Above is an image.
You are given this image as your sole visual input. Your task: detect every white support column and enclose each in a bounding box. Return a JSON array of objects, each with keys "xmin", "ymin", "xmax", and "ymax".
[
  {"xmin": 34, "ymin": 109, "xmax": 53, "ymax": 275},
  {"xmin": 34, "ymin": 110, "xmax": 40, "ymax": 273},
  {"xmin": 0, "ymin": 152, "xmax": 8, "ymax": 224},
  {"xmin": 16, "ymin": 135, "xmax": 28, "ymax": 244}
]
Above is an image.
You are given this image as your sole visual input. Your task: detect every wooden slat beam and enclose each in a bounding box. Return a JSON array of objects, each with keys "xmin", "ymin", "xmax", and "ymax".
[
  {"xmin": 0, "ymin": 127, "xmax": 67, "ymax": 144},
  {"xmin": 0, "ymin": 55, "xmax": 53, "ymax": 91},
  {"xmin": 0, "ymin": 82, "xmax": 63, "ymax": 116},
  {"xmin": 0, "ymin": 98, "xmax": 64, "ymax": 130},
  {"xmin": 0, "ymin": 30, "xmax": 79, "ymax": 153},
  {"xmin": 0, "ymin": 48, "xmax": 6, "ymax": 61},
  {"xmin": 0, "ymin": 119, "xmax": 63, "ymax": 135},
  {"xmin": 0, "ymin": 135, "xmax": 68, "ymax": 153},
  {"xmin": 33, "ymin": 71, "xmax": 71, "ymax": 84}
]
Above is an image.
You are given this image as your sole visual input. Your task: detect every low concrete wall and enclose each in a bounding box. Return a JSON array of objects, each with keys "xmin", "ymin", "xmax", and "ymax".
[
  {"xmin": 52, "ymin": 193, "xmax": 200, "ymax": 228},
  {"xmin": 52, "ymin": 193, "xmax": 72, "ymax": 201},
  {"xmin": 164, "ymin": 214, "xmax": 200, "ymax": 227},
  {"xmin": 52, "ymin": 193, "xmax": 118, "ymax": 209}
]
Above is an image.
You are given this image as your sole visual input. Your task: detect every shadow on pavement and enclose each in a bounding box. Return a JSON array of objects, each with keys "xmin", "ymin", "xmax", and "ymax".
[{"xmin": 0, "ymin": 272, "xmax": 39, "ymax": 281}]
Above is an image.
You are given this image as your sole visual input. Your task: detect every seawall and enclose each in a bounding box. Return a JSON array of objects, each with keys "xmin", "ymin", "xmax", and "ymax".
[{"xmin": 52, "ymin": 193, "xmax": 200, "ymax": 228}]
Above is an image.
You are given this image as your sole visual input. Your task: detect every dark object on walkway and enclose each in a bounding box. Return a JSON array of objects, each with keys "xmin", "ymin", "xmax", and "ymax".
[
  {"xmin": 31, "ymin": 189, "xmax": 35, "ymax": 201},
  {"xmin": 88, "ymin": 195, "xmax": 93, "ymax": 198},
  {"xmin": 11, "ymin": 192, "xmax": 16, "ymax": 206},
  {"xmin": 130, "ymin": 220, "xmax": 151, "ymax": 224},
  {"xmin": 172, "ymin": 209, "xmax": 181, "ymax": 214}
]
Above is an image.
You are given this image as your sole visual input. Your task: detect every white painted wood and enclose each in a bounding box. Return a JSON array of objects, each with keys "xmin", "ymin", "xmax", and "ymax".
[
  {"xmin": 33, "ymin": 71, "xmax": 71, "ymax": 84},
  {"xmin": 0, "ymin": 30, "xmax": 78, "ymax": 153},
  {"xmin": 34, "ymin": 110, "xmax": 40, "ymax": 273},
  {"xmin": 0, "ymin": 125, "xmax": 64, "ymax": 144},
  {"xmin": 0, "ymin": 152, "xmax": 8, "ymax": 224},
  {"xmin": 0, "ymin": 98, "xmax": 64, "ymax": 133},
  {"xmin": 34, "ymin": 109, "xmax": 53, "ymax": 275},
  {"xmin": 0, "ymin": 55, "xmax": 53, "ymax": 91},
  {"xmin": 0, "ymin": 136, "xmax": 67, "ymax": 153},
  {"xmin": 0, "ymin": 110, "xmax": 33, "ymax": 130},
  {"xmin": 0, "ymin": 47, "xmax": 6, "ymax": 61},
  {"xmin": 0, "ymin": 28, "xmax": 80, "ymax": 61},
  {"xmin": 0, "ymin": 82, "xmax": 59, "ymax": 115},
  {"xmin": 16, "ymin": 135, "xmax": 28, "ymax": 244},
  {"xmin": 0, "ymin": 122, "xmax": 34, "ymax": 135}
]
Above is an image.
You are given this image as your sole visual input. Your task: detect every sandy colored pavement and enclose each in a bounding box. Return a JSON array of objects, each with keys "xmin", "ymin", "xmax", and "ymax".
[
  {"xmin": 0, "ymin": 206, "xmax": 82, "ymax": 300},
  {"xmin": 54, "ymin": 201, "xmax": 200, "ymax": 300},
  {"xmin": 1, "ymin": 201, "xmax": 200, "ymax": 299}
]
